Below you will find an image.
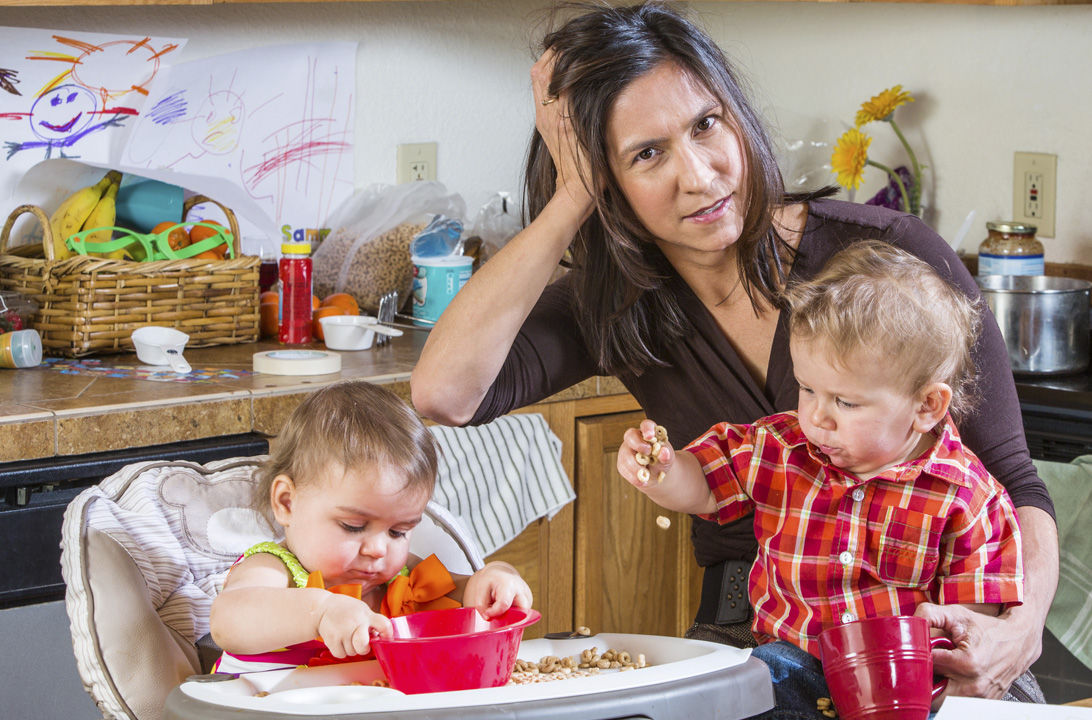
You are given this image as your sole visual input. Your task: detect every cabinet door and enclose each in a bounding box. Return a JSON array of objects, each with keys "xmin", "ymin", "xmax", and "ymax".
[{"xmin": 574, "ymin": 411, "xmax": 701, "ymax": 637}]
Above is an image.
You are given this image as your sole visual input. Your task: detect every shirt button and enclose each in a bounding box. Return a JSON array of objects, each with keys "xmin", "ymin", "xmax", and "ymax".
[
  {"xmin": 852, "ymin": 488, "xmax": 865, "ymax": 502},
  {"xmin": 841, "ymin": 611, "xmax": 857, "ymax": 624},
  {"xmin": 839, "ymin": 551, "xmax": 853, "ymax": 565}
]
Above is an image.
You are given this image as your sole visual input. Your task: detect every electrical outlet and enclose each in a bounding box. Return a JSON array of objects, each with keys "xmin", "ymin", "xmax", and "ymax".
[
  {"xmin": 396, "ymin": 142, "xmax": 438, "ymax": 184},
  {"xmin": 1013, "ymin": 151, "xmax": 1056, "ymax": 237}
]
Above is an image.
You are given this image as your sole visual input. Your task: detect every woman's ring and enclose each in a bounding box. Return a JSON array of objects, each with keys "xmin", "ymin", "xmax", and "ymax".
[{"xmin": 541, "ymin": 96, "xmax": 557, "ymax": 106}]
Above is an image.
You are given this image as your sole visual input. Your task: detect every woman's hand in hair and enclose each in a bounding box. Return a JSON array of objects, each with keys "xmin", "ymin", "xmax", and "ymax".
[{"xmin": 531, "ymin": 48, "xmax": 594, "ymax": 215}]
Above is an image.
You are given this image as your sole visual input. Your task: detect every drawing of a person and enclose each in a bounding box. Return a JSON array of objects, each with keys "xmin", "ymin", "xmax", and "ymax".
[{"xmin": 4, "ymin": 83, "xmax": 127, "ymax": 160}]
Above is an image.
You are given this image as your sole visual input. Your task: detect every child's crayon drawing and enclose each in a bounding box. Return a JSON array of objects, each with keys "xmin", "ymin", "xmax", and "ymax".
[
  {"xmin": 122, "ymin": 43, "xmax": 357, "ymax": 245},
  {"xmin": 0, "ymin": 28, "xmax": 185, "ymax": 202}
]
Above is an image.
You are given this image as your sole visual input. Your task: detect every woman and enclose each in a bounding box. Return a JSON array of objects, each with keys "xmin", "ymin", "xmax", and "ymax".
[{"xmin": 411, "ymin": 1, "xmax": 1056, "ymax": 703}]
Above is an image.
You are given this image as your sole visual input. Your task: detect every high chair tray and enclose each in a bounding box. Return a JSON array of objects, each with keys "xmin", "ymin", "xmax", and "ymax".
[{"xmin": 165, "ymin": 633, "xmax": 773, "ymax": 720}]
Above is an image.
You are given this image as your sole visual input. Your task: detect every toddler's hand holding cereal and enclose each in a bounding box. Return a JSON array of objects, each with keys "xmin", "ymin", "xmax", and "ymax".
[
  {"xmin": 463, "ymin": 561, "xmax": 533, "ymax": 619},
  {"xmin": 316, "ymin": 593, "xmax": 393, "ymax": 659},
  {"xmin": 618, "ymin": 419, "xmax": 672, "ymax": 488}
]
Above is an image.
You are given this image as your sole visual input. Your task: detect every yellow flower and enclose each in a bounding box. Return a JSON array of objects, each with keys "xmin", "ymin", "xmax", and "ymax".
[
  {"xmin": 855, "ymin": 85, "xmax": 914, "ymax": 127},
  {"xmin": 830, "ymin": 128, "xmax": 871, "ymax": 191}
]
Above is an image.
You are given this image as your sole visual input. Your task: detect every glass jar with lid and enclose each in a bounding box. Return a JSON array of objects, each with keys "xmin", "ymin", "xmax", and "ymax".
[{"xmin": 977, "ymin": 221, "xmax": 1043, "ymax": 276}]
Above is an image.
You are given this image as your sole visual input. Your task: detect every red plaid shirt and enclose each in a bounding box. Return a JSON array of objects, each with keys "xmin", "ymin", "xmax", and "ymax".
[{"xmin": 686, "ymin": 412, "xmax": 1023, "ymax": 657}]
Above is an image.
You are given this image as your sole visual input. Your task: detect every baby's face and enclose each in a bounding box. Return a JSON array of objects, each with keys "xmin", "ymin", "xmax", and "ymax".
[
  {"xmin": 280, "ymin": 461, "xmax": 429, "ymax": 590},
  {"xmin": 790, "ymin": 338, "xmax": 928, "ymax": 480}
]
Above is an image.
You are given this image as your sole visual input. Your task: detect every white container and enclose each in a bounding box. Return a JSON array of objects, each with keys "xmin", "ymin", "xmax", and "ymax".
[
  {"xmin": 411, "ymin": 254, "xmax": 473, "ymax": 326},
  {"xmin": 319, "ymin": 315, "xmax": 402, "ymax": 351},
  {"xmin": 131, "ymin": 326, "xmax": 191, "ymax": 374},
  {"xmin": 320, "ymin": 315, "xmax": 376, "ymax": 351}
]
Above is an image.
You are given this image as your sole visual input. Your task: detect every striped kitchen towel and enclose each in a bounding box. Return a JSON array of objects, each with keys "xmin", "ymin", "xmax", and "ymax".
[
  {"xmin": 1035, "ymin": 455, "xmax": 1092, "ymax": 672},
  {"xmin": 428, "ymin": 413, "xmax": 574, "ymax": 558}
]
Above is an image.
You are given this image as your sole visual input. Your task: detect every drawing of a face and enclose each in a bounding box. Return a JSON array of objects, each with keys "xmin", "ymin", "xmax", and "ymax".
[
  {"xmin": 191, "ymin": 88, "xmax": 244, "ymax": 155},
  {"xmin": 31, "ymin": 84, "xmax": 97, "ymax": 141}
]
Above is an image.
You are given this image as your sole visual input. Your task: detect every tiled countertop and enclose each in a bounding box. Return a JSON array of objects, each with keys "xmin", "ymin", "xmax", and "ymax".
[{"xmin": 0, "ymin": 333, "xmax": 623, "ymax": 463}]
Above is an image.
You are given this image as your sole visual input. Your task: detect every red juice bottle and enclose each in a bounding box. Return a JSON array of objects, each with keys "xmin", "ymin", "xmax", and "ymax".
[{"xmin": 278, "ymin": 242, "xmax": 313, "ymax": 344}]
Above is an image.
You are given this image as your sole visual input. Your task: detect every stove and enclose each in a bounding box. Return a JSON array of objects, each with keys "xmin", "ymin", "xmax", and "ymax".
[{"xmin": 1015, "ymin": 364, "xmax": 1092, "ymax": 462}]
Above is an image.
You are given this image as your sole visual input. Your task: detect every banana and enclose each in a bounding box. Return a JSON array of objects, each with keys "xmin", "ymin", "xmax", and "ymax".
[
  {"xmin": 48, "ymin": 170, "xmax": 122, "ymax": 260},
  {"xmin": 81, "ymin": 176, "xmax": 126, "ymax": 259}
]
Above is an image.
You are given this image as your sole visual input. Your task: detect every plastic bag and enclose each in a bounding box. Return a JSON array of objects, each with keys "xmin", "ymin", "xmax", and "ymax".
[
  {"xmin": 410, "ymin": 215, "xmax": 465, "ymax": 259},
  {"xmin": 465, "ymin": 192, "xmax": 521, "ymax": 268},
  {"xmin": 0, "ymin": 290, "xmax": 38, "ymax": 333},
  {"xmin": 314, "ymin": 182, "xmax": 466, "ymax": 313}
]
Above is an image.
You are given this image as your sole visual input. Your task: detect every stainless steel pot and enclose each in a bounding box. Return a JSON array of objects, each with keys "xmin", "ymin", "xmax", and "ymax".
[{"xmin": 976, "ymin": 275, "xmax": 1091, "ymax": 375}]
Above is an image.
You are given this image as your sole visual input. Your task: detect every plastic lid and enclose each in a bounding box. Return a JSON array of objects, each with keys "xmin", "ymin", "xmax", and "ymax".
[
  {"xmin": 5, "ymin": 329, "xmax": 42, "ymax": 368},
  {"xmin": 986, "ymin": 221, "xmax": 1037, "ymax": 235},
  {"xmin": 281, "ymin": 242, "xmax": 312, "ymax": 255}
]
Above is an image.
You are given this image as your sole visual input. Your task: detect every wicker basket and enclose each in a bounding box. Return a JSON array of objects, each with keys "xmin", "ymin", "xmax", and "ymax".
[{"xmin": 0, "ymin": 195, "xmax": 259, "ymax": 357}]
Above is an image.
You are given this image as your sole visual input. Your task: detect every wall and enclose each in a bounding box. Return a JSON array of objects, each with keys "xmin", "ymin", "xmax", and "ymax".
[{"xmin": 1, "ymin": 0, "xmax": 1089, "ymax": 263}]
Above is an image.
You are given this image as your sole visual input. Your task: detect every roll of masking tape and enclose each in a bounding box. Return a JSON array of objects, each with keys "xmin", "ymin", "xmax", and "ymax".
[{"xmin": 253, "ymin": 350, "xmax": 342, "ymax": 376}]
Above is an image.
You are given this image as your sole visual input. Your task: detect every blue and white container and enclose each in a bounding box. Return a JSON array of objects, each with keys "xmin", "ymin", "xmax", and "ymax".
[
  {"xmin": 411, "ymin": 255, "xmax": 473, "ymax": 326},
  {"xmin": 0, "ymin": 329, "xmax": 42, "ymax": 369}
]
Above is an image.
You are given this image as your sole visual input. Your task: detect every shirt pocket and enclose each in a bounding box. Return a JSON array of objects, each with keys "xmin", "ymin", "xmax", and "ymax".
[{"xmin": 864, "ymin": 507, "xmax": 942, "ymax": 589}]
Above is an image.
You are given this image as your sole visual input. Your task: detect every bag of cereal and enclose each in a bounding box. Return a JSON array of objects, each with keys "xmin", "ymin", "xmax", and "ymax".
[{"xmin": 314, "ymin": 182, "xmax": 466, "ymax": 313}]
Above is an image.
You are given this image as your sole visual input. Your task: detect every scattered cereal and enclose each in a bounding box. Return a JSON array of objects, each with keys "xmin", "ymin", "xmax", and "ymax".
[
  {"xmin": 509, "ymin": 645, "xmax": 649, "ymax": 686},
  {"xmin": 656, "ymin": 515, "xmax": 671, "ymax": 530}
]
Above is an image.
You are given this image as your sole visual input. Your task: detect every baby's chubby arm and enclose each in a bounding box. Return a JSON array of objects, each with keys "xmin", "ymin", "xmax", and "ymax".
[
  {"xmin": 617, "ymin": 419, "xmax": 717, "ymax": 516},
  {"xmin": 457, "ymin": 561, "xmax": 534, "ymax": 619},
  {"xmin": 210, "ymin": 552, "xmax": 393, "ymax": 658}
]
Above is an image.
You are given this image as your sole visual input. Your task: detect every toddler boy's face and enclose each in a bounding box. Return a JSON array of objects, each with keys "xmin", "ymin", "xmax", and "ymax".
[
  {"xmin": 790, "ymin": 338, "xmax": 930, "ymax": 480},
  {"xmin": 279, "ymin": 460, "xmax": 429, "ymax": 590}
]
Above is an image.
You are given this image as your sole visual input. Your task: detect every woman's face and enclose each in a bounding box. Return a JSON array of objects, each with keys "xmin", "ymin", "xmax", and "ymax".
[{"xmin": 606, "ymin": 62, "xmax": 747, "ymax": 264}]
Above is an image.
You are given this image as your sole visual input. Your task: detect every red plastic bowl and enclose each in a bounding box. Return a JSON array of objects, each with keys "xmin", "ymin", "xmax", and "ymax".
[{"xmin": 370, "ymin": 606, "xmax": 541, "ymax": 694}]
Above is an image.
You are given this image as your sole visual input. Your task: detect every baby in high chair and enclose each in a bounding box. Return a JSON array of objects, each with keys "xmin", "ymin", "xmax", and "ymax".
[{"xmin": 210, "ymin": 380, "xmax": 533, "ymax": 673}]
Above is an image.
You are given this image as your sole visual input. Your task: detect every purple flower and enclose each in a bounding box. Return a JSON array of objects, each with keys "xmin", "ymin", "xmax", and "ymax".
[{"xmin": 865, "ymin": 165, "xmax": 915, "ymax": 212}]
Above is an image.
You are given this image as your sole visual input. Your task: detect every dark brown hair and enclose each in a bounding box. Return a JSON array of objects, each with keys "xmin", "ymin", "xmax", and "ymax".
[
  {"xmin": 525, "ymin": 1, "xmax": 834, "ymax": 376},
  {"xmin": 255, "ymin": 381, "xmax": 438, "ymax": 517},
  {"xmin": 782, "ymin": 240, "xmax": 981, "ymax": 420}
]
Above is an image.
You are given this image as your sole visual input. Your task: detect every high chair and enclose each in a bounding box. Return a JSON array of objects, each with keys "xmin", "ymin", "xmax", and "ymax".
[{"xmin": 60, "ymin": 455, "xmax": 484, "ymax": 720}]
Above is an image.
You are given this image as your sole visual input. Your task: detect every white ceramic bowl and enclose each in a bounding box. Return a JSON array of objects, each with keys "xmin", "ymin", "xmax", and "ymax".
[{"xmin": 319, "ymin": 315, "xmax": 376, "ymax": 351}]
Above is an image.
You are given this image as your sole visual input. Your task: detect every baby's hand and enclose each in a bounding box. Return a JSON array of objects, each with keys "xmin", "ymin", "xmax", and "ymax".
[
  {"xmin": 463, "ymin": 561, "xmax": 533, "ymax": 619},
  {"xmin": 618, "ymin": 419, "xmax": 673, "ymax": 488},
  {"xmin": 316, "ymin": 593, "xmax": 393, "ymax": 659}
]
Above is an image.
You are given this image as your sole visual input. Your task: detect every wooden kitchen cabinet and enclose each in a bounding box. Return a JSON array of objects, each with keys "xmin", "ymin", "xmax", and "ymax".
[
  {"xmin": 574, "ymin": 410, "xmax": 703, "ymax": 637},
  {"xmin": 484, "ymin": 392, "xmax": 702, "ymax": 640}
]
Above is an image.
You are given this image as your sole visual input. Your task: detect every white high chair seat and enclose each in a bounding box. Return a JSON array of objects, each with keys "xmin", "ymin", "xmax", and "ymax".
[{"xmin": 60, "ymin": 456, "xmax": 484, "ymax": 720}]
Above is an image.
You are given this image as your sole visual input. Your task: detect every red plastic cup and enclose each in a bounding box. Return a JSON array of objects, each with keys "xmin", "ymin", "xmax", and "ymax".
[
  {"xmin": 370, "ymin": 606, "xmax": 541, "ymax": 694},
  {"xmin": 818, "ymin": 615, "xmax": 955, "ymax": 720}
]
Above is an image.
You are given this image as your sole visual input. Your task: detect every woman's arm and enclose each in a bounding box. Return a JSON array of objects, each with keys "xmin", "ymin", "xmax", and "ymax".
[
  {"xmin": 412, "ymin": 193, "xmax": 587, "ymax": 425},
  {"xmin": 412, "ymin": 50, "xmax": 593, "ymax": 425}
]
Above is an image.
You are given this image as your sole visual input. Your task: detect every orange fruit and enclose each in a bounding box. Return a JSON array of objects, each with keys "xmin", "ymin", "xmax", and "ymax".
[
  {"xmin": 260, "ymin": 290, "xmax": 279, "ymax": 305},
  {"xmin": 190, "ymin": 221, "xmax": 229, "ymax": 258},
  {"xmin": 320, "ymin": 292, "xmax": 360, "ymax": 316},
  {"xmin": 193, "ymin": 250, "xmax": 221, "ymax": 260},
  {"xmin": 259, "ymin": 300, "xmax": 279, "ymax": 337},
  {"xmin": 189, "ymin": 220, "xmax": 224, "ymax": 244},
  {"xmin": 312, "ymin": 295, "xmax": 321, "ymax": 310},
  {"xmin": 312, "ymin": 305, "xmax": 347, "ymax": 341},
  {"xmin": 152, "ymin": 221, "xmax": 189, "ymax": 251}
]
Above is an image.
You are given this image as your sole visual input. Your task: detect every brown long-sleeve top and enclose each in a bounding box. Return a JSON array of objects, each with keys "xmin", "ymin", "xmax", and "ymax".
[{"xmin": 469, "ymin": 198, "xmax": 1055, "ymax": 567}]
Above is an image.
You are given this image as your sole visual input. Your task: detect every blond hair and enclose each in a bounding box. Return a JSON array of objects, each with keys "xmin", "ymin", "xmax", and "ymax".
[
  {"xmin": 783, "ymin": 240, "xmax": 980, "ymax": 419},
  {"xmin": 255, "ymin": 381, "xmax": 438, "ymax": 516}
]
